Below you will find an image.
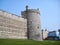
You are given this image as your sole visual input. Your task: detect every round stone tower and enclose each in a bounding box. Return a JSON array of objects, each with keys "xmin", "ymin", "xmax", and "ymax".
[{"xmin": 21, "ymin": 6, "xmax": 42, "ymax": 41}]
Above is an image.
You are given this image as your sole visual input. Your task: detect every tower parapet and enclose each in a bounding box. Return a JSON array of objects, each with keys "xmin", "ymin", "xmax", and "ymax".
[{"xmin": 26, "ymin": 9, "xmax": 40, "ymax": 14}]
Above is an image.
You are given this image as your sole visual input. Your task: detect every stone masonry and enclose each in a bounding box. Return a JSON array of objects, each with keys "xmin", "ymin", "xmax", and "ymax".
[{"xmin": 0, "ymin": 6, "xmax": 43, "ymax": 41}]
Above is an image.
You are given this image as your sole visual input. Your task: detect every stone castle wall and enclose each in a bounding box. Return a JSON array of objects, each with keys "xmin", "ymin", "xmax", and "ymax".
[
  {"xmin": 0, "ymin": 6, "xmax": 43, "ymax": 41},
  {"xmin": 0, "ymin": 10, "xmax": 27, "ymax": 39}
]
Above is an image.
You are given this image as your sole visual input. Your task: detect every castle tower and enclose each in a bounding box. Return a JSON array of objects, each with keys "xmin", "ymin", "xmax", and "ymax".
[{"xmin": 21, "ymin": 6, "xmax": 42, "ymax": 41}]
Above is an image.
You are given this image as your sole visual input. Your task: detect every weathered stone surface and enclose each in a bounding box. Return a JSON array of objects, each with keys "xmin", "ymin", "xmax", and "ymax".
[
  {"xmin": 21, "ymin": 6, "xmax": 42, "ymax": 41},
  {"xmin": 0, "ymin": 6, "xmax": 43, "ymax": 41},
  {"xmin": 0, "ymin": 10, "xmax": 27, "ymax": 39}
]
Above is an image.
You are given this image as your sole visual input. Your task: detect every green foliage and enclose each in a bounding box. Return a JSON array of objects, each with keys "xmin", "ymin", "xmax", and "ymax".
[{"xmin": 0, "ymin": 39, "xmax": 60, "ymax": 45}]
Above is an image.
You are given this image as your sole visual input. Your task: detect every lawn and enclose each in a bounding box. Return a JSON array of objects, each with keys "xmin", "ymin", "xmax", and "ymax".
[{"xmin": 0, "ymin": 39, "xmax": 60, "ymax": 45}]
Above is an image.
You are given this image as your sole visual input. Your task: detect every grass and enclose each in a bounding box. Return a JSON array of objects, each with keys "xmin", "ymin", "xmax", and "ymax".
[{"xmin": 0, "ymin": 39, "xmax": 60, "ymax": 45}]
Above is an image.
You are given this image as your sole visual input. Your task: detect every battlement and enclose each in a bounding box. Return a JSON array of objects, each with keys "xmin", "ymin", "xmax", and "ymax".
[
  {"xmin": 26, "ymin": 9, "xmax": 40, "ymax": 14},
  {"xmin": 25, "ymin": 6, "xmax": 40, "ymax": 14}
]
